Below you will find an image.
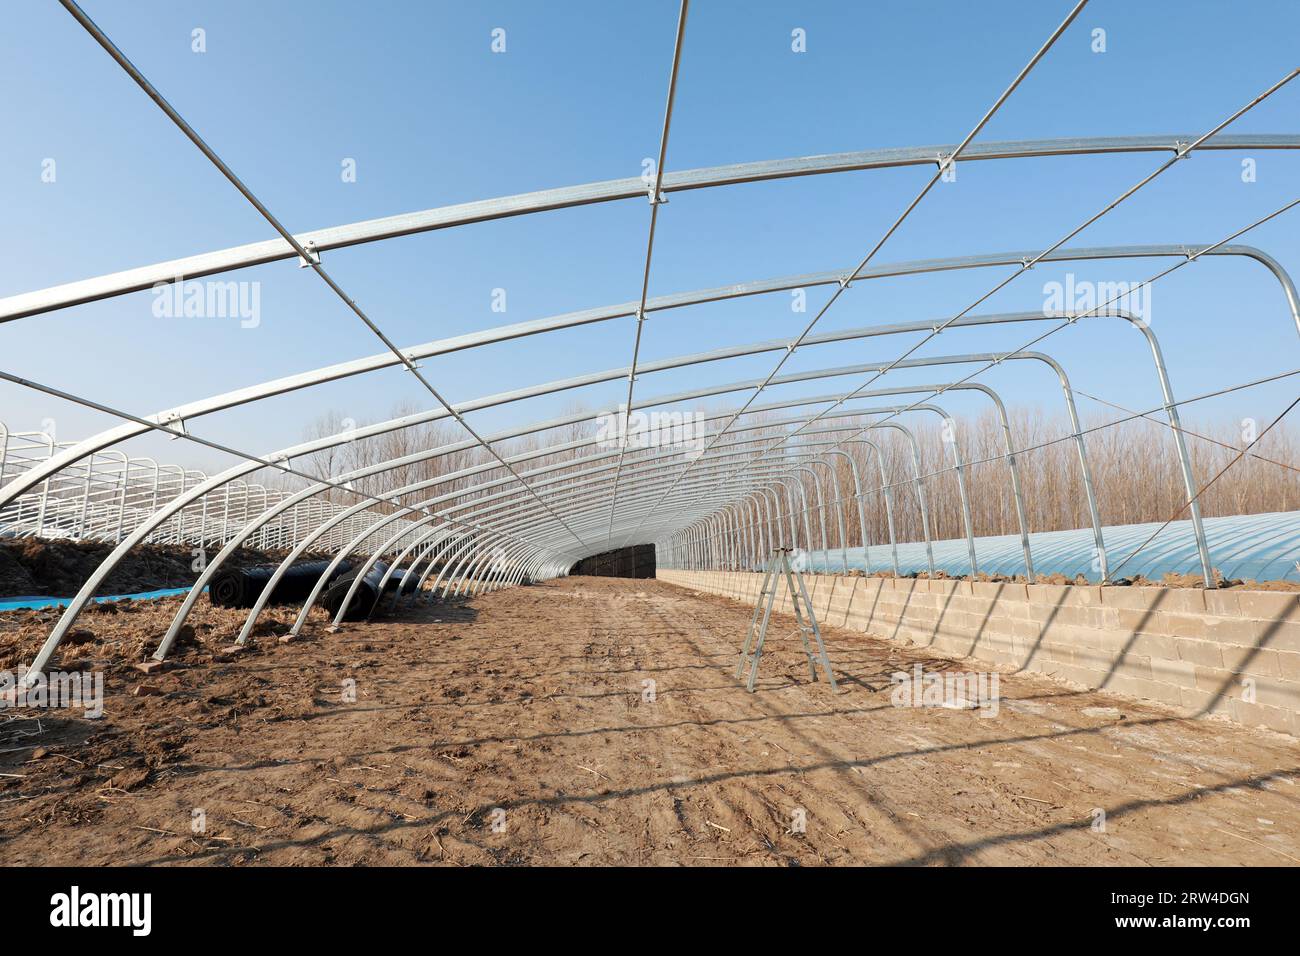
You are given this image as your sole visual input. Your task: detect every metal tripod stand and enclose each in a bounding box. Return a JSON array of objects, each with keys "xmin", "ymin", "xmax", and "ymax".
[{"xmin": 736, "ymin": 548, "xmax": 837, "ymax": 693}]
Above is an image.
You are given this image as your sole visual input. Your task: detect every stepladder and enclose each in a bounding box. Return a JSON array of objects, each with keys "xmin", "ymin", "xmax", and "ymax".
[{"xmin": 735, "ymin": 549, "xmax": 837, "ymax": 693}]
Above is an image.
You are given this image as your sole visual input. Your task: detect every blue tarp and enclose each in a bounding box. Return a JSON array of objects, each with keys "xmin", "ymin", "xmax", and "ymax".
[
  {"xmin": 0, "ymin": 586, "xmax": 205, "ymax": 612},
  {"xmin": 798, "ymin": 510, "xmax": 1300, "ymax": 582}
]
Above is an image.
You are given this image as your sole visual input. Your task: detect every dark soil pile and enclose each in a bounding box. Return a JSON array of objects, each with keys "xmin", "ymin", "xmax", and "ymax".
[{"xmin": 0, "ymin": 538, "xmax": 329, "ymax": 599}]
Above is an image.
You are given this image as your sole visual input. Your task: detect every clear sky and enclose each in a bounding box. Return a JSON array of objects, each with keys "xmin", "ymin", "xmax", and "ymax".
[{"xmin": 1, "ymin": 0, "xmax": 1298, "ymax": 476}]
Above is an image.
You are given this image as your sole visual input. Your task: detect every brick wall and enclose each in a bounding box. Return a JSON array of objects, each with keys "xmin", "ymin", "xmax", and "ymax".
[{"xmin": 658, "ymin": 569, "xmax": 1300, "ymax": 737}]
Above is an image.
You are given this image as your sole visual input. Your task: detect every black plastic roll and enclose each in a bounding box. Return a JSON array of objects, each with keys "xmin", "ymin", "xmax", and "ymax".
[
  {"xmin": 208, "ymin": 560, "xmax": 351, "ymax": 609},
  {"xmin": 321, "ymin": 561, "xmax": 396, "ymax": 621}
]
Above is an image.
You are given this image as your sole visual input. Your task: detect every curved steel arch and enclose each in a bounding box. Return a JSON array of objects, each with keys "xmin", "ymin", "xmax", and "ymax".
[
  {"xmin": 26, "ymin": 316, "xmax": 1174, "ymax": 676},
  {"xmin": 151, "ymin": 399, "xmax": 950, "ymax": 656},
  {"xmin": 5, "ymin": 242, "xmax": 1295, "ymax": 514},
  {"xmin": 5, "ymin": 136, "xmax": 1296, "ymax": 323}
]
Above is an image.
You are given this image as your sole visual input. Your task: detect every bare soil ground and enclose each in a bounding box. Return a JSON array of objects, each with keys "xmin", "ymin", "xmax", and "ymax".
[{"xmin": 1, "ymin": 576, "xmax": 1297, "ymax": 866}]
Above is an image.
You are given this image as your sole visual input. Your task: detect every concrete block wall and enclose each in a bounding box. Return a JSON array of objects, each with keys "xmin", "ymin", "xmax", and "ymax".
[{"xmin": 658, "ymin": 569, "xmax": 1300, "ymax": 738}]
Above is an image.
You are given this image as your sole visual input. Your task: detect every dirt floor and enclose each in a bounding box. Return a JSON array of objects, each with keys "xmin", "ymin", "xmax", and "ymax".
[{"xmin": 1, "ymin": 576, "xmax": 1298, "ymax": 866}]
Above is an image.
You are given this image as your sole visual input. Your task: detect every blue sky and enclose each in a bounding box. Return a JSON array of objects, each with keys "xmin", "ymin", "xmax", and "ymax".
[{"xmin": 1, "ymin": 0, "xmax": 1298, "ymax": 475}]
